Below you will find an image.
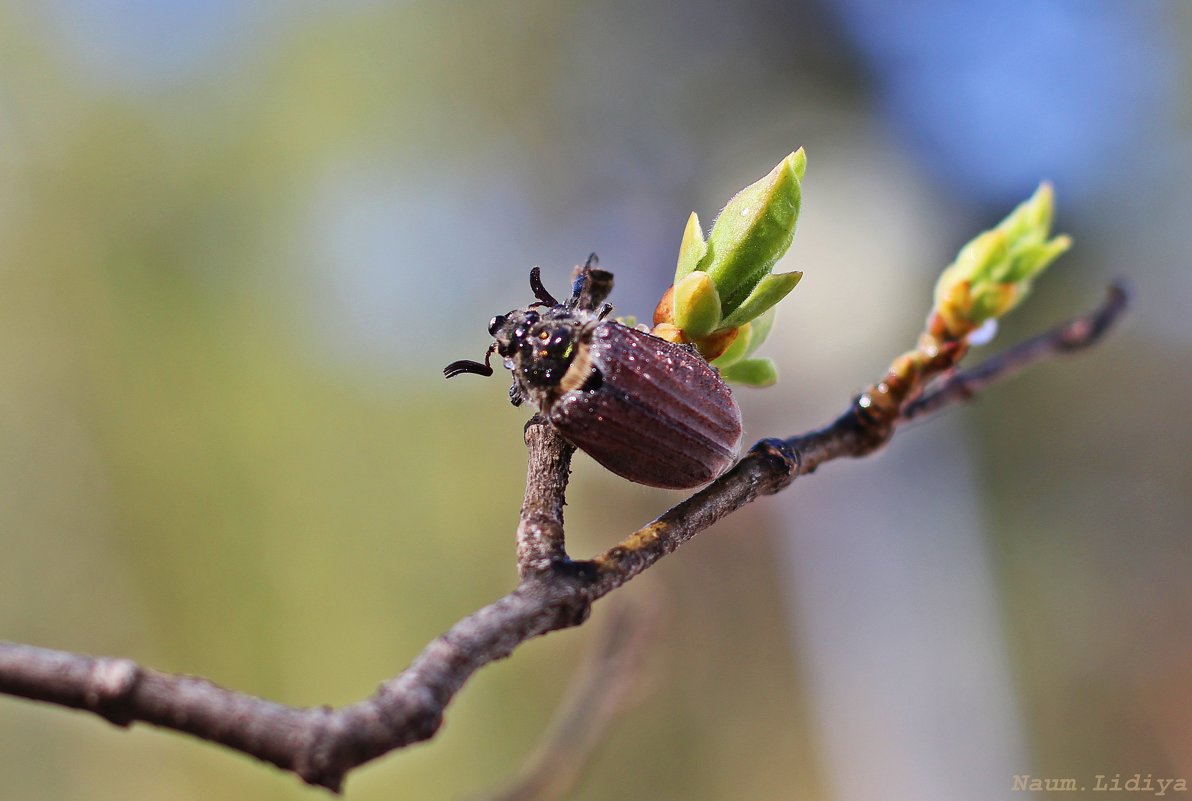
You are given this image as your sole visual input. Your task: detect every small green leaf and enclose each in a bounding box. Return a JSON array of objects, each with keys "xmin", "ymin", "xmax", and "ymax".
[
  {"xmin": 960, "ymin": 231, "xmax": 1010, "ymax": 283},
  {"xmin": 1005, "ymin": 235, "xmax": 1072, "ymax": 283},
  {"xmin": 702, "ymin": 150, "xmax": 804, "ymax": 314},
  {"xmin": 711, "ymin": 322, "xmax": 754, "ymax": 369},
  {"xmin": 674, "ymin": 212, "xmax": 708, "ymax": 283},
  {"xmin": 714, "ymin": 308, "xmax": 777, "ymax": 373},
  {"xmin": 789, "ymin": 147, "xmax": 807, "ymax": 182},
  {"xmin": 743, "ymin": 307, "xmax": 776, "ymax": 357},
  {"xmin": 672, "ymin": 271, "xmax": 722, "ymax": 339},
  {"xmin": 720, "ymin": 357, "xmax": 778, "ymax": 387},
  {"xmin": 996, "ymin": 182, "xmax": 1055, "ymax": 243},
  {"xmin": 718, "ymin": 271, "xmax": 802, "ymax": 330}
]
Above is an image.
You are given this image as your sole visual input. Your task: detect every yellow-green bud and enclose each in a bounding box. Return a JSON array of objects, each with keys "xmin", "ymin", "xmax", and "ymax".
[
  {"xmin": 932, "ymin": 183, "xmax": 1071, "ymax": 337},
  {"xmin": 672, "ymin": 271, "xmax": 722, "ymax": 339}
]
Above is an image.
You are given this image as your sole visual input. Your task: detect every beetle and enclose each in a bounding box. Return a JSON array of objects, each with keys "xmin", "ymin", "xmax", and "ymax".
[{"xmin": 444, "ymin": 264, "xmax": 742, "ymax": 489}]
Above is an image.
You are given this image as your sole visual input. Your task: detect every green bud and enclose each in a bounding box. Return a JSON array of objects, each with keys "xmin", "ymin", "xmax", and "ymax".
[
  {"xmin": 932, "ymin": 182, "xmax": 1071, "ymax": 336},
  {"xmin": 720, "ymin": 357, "xmax": 778, "ymax": 388},
  {"xmin": 702, "ymin": 149, "xmax": 804, "ymax": 315},
  {"xmin": 672, "ymin": 271, "xmax": 722, "ymax": 339},
  {"xmin": 659, "ymin": 151, "xmax": 807, "ymax": 386}
]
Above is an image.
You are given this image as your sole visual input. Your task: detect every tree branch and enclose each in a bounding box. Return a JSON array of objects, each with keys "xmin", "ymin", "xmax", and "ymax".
[
  {"xmin": 516, "ymin": 419, "xmax": 575, "ymax": 575},
  {"xmin": 0, "ymin": 282, "xmax": 1129, "ymax": 793}
]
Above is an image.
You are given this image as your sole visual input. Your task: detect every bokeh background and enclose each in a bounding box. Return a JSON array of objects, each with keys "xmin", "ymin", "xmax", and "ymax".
[{"xmin": 1, "ymin": 2, "xmax": 1190, "ymax": 799}]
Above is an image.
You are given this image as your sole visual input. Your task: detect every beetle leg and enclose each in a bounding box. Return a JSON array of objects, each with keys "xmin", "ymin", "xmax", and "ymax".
[
  {"xmin": 443, "ymin": 343, "xmax": 496, "ymax": 378},
  {"xmin": 596, "ymin": 302, "xmax": 613, "ymax": 320},
  {"xmin": 528, "ymin": 266, "xmax": 559, "ymax": 307},
  {"xmin": 509, "ymin": 382, "xmax": 526, "ymax": 406}
]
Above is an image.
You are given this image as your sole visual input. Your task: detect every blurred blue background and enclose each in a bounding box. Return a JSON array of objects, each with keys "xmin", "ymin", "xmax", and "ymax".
[{"xmin": 1, "ymin": 2, "xmax": 1189, "ymax": 799}]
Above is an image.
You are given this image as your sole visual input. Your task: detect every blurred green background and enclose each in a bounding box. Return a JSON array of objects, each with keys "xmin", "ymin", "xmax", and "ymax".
[{"xmin": 1, "ymin": 2, "xmax": 1190, "ymax": 800}]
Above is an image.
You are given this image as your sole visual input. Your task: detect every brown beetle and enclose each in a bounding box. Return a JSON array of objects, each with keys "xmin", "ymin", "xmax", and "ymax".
[{"xmin": 445, "ymin": 266, "xmax": 742, "ymax": 489}]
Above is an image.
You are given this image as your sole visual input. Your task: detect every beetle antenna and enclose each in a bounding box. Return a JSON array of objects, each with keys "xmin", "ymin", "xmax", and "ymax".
[
  {"xmin": 584, "ymin": 252, "xmax": 599, "ymax": 269},
  {"xmin": 528, "ymin": 267, "xmax": 559, "ymax": 307},
  {"xmin": 444, "ymin": 344, "xmax": 496, "ymax": 378}
]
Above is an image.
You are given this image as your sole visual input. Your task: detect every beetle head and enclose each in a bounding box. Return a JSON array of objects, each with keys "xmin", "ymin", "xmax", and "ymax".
[
  {"xmin": 490, "ymin": 307, "xmax": 580, "ymax": 389},
  {"xmin": 444, "ymin": 264, "xmax": 612, "ymax": 404}
]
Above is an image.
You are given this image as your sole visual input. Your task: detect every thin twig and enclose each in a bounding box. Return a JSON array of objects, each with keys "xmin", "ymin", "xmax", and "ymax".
[
  {"xmin": 0, "ymin": 283, "xmax": 1129, "ymax": 793},
  {"xmin": 516, "ymin": 418, "xmax": 575, "ymax": 575}
]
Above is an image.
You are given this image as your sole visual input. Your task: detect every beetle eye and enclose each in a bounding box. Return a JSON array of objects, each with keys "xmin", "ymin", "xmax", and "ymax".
[{"xmin": 488, "ymin": 315, "xmax": 506, "ymax": 336}]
